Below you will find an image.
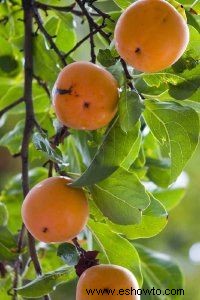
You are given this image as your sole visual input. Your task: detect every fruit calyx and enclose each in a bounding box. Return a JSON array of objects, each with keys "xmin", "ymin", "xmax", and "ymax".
[{"xmin": 73, "ymin": 238, "xmax": 99, "ymax": 277}]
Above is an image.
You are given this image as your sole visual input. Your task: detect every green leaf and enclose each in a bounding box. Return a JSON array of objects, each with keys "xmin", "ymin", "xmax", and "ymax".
[
  {"xmin": 23, "ymin": 244, "xmax": 65, "ymax": 281},
  {"xmin": 107, "ymin": 60, "xmax": 124, "ymax": 85},
  {"xmin": 94, "ymin": 0, "xmax": 120, "ymax": 12},
  {"xmin": 0, "ymin": 168, "xmax": 48, "ymax": 233},
  {"xmin": 0, "ymin": 78, "xmax": 18, "ymax": 107},
  {"xmin": 0, "ymin": 55, "xmax": 19, "ymax": 74},
  {"xmin": 135, "ymin": 27, "xmax": 200, "ymax": 102},
  {"xmin": 0, "ymin": 202, "xmax": 8, "ymax": 227},
  {"xmin": 33, "ymin": 35, "xmax": 60, "ymax": 87},
  {"xmin": 0, "ymin": 276, "xmax": 13, "ymax": 300},
  {"xmin": 0, "ymin": 82, "xmax": 23, "ymax": 111},
  {"xmin": 62, "ymin": 136, "xmax": 82, "ymax": 174},
  {"xmin": 0, "ymin": 121, "xmax": 24, "ymax": 155},
  {"xmin": 71, "ymin": 129, "xmax": 102, "ymax": 167},
  {"xmin": 143, "ymin": 100, "xmax": 199, "ymax": 186},
  {"xmin": 97, "ymin": 49, "xmax": 117, "ymax": 67},
  {"xmin": 89, "ymin": 198, "xmax": 106, "ymax": 223},
  {"xmin": 33, "ymin": 84, "xmax": 51, "ymax": 114},
  {"xmin": 32, "ymin": 132, "xmax": 64, "ymax": 164},
  {"xmin": 88, "ymin": 220, "xmax": 142, "ymax": 286},
  {"xmin": 143, "ymin": 64, "xmax": 200, "ymax": 100},
  {"xmin": 35, "ymin": 113, "xmax": 55, "ymax": 138},
  {"xmin": 0, "ymin": 226, "xmax": 17, "ymax": 248},
  {"xmin": 153, "ymin": 187, "xmax": 186, "ymax": 211},
  {"xmin": 119, "ymin": 89, "xmax": 144, "ymax": 132},
  {"xmin": 109, "ymin": 194, "xmax": 168, "ymax": 239},
  {"xmin": 90, "ymin": 167, "xmax": 150, "ymax": 225},
  {"xmin": 0, "ymin": 3, "xmax": 24, "ymax": 47},
  {"xmin": 146, "ymin": 158, "xmax": 171, "ymax": 188},
  {"xmin": 16, "ymin": 266, "xmax": 75, "ymax": 298},
  {"xmin": 0, "ymin": 242, "xmax": 17, "ymax": 261},
  {"xmin": 57, "ymin": 243, "xmax": 79, "ymax": 266},
  {"xmin": 169, "ymin": 77, "xmax": 200, "ymax": 100},
  {"xmin": 39, "ymin": 0, "xmax": 74, "ymax": 5},
  {"xmin": 172, "ymin": 56, "xmax": 199, "ymax": 74},
  {"xmin": 72, "ymin": 120, "xmax": 141, "ymax": 187},
  {"xmin": 135, "ymin": 244, "xmax": 184, "ymax": 300},
  {"xmin": 186, "ymin": 11, "xmax": 200, "ymax": 33},
  {"xmin": 113, "ymin": 0, "xmax": 133, "ymax": 9},
  {"xmin": 44, "ymin": 15, "xmax": 76, "ymax": 53}
]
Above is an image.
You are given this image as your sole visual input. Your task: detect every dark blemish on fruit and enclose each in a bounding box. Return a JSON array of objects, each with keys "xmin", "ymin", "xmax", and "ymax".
[
  {"xmin": 56, "ymin": 85, "xmax": 73, "ymax": 95},
  {"xmin": 163, "ymin": 17, "xmax": 167, "ymax": 22},
  {"xmin": 135, "ymin": 47, "xmax": 141, "ymax": 54},
  {"xmin": 83, "ymin": 102, "xmax": 90, "ymax": 108},
  {"xmin": 75, "ymin": 93, "xmax": 80, "ymax": 97},
  {"xmin": 180, "ymin": 5, "xmax": 184, "ymax": 8},
  {"xmin": 42, "ymin": 227, "xmax": 48, "ymax": 233}
]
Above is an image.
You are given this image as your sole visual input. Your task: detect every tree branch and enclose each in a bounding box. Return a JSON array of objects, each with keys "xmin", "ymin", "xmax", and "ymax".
[
  {"xmin": 0, "ymin": 98, "xmax": 24, "ymax": 119},
  {"xmin": 33, "ymin": 74, "xmax": 51, "ymax": 97},
  {"xmin": 89, "ymin": 1, "xmax": 114, "ymax": 22},
  {"xmin": 76, "ymin": 0, "xmax": 111, "ymax": 43},
  {"xmin": 35, "ymin": 1, "xmax": 76, "ymax": 12},
  {"xmin": 35, "ymin": 1, "xmax": 99, "ymax": 17},
  {"xmin": 64, "ymin": 24, "xmax": 105, "ymax": 58},
  {"xmin": 79, "ymin": 2, "xmax": 97, "ymax": 63},
  {"xmin": 120, "ymin": 58, "xmax": 145, "ymax": 99},
  {"xmin": 13, "ymin": 1, "xmax": 51, "ymax": 299},
  {"xmin": 33, "ymin": 6, "xmax": 67, "ymax": 67},
  {"xmin": 88, "ymin": 21, "xmax": 96, "ymax": 63}
]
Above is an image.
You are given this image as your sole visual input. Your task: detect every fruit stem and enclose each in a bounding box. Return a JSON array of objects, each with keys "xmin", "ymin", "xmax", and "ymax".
[{"xmin": 72, "ymin": 237, "xmax": 87, "ymax": 256}]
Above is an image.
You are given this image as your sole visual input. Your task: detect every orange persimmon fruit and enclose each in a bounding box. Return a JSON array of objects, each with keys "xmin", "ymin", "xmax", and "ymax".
[
  {"xmin": 21, "ymin": 177, "xmax": 89, "ymax": 243},
  {"xmin": 52, "ymin": 61, "xmax": 119, "ymax": 130},
  {"xmin": 76, "ymin": 264, "xmax": 140, "ymax": 300},
  {"xmin": 114, "ymin": 0, "xmax": 189, "ymax": 72}
]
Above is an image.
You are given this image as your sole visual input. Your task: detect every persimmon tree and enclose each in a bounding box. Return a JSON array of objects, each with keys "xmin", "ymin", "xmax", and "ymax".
[{"xmin": 0, "ymin": 0, "xmax": 199, "ymax": 299}]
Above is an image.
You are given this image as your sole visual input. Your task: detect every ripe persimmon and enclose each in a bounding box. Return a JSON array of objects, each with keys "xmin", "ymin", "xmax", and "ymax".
[
  {"xmin": 114, "ymin": 0, "xmax": 189, "ymax": 72},
  {"xmin": 21, "ymin": 177, "xmax": 89, "ymax": 243},
  {"xmin": 76, "ymin": 264, "xmax": 140, "ymax": 300},
  {"xmin": 52, "ymin": 61, "xmax": 119, "ymax": 130}
]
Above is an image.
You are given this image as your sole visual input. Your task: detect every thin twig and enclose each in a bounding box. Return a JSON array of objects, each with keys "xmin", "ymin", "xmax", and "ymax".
[
  {"xmin": 34, "ymin": 1, "xmax": 90, "ymax": 17},
  {"xmin": 0, "ymin": 262, "xmax": 7, "ymax": 278},
  {"xmin": 52, "ymin": 126, "xmax": 69, "ymax": 146},
  {"xmin": 89, "ymin": 22, "xmax": 96, "ymax": 63},
  {"xmin": 120, "ymin": 58, "xmax": 135, "ymax": 89},
  {"xmin": 48, "ymin": 161, "xmax": 53, "ymax": 177},
  {"xmin": 33, "ymin": 6, "xmax": 67, "ymax": 67},
  {"xmin": 35, "ymin": 1, "xmax": 76, "ymax": 12},
  {"xmin": 120, "ymin": 58, "xmax": 145, "ymax": 99},
  {"xmin": 75, "ymin": 1, "xmax": 96, "ymax": 62},
  {"xmin": 27, "ymin": 233, "xmax": 42, "ymax": 276},
  {"xmin": 34, "ymin": 118, "xmax": 47, "ymax": 134},
  {"xmin": 72, "ymin": 237, "xmax": 86, "ymax": 255},
  {"xmin": 35, "ymin": 1, "xmax": 100, "ymax": 17},
  {"xmin": 89, "ymin": 2, "xmax": 114, "ymax": 22},
  {"xmin": 68, "ymin": 0, "xmax": 113, "ymax": 61},
  {"xmin": 33, "ymin": 74, "xmax": 51, "ymax": 97},
  {"xmin": 76, "ymin": 0, "xmax": 110, "ymax": 43},
  {"xmin": 64, "ymin": 25, "xmax": 105, "ymax": 58},
  {"xmin": 0, "ymin": 98, "xmax": 24, "ymax": 118}
]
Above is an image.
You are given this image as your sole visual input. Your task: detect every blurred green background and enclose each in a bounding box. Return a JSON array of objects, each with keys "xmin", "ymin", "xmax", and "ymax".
[{"xmin": 143, "ymin": 144, "xmax": 200, "ymax": 300}]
